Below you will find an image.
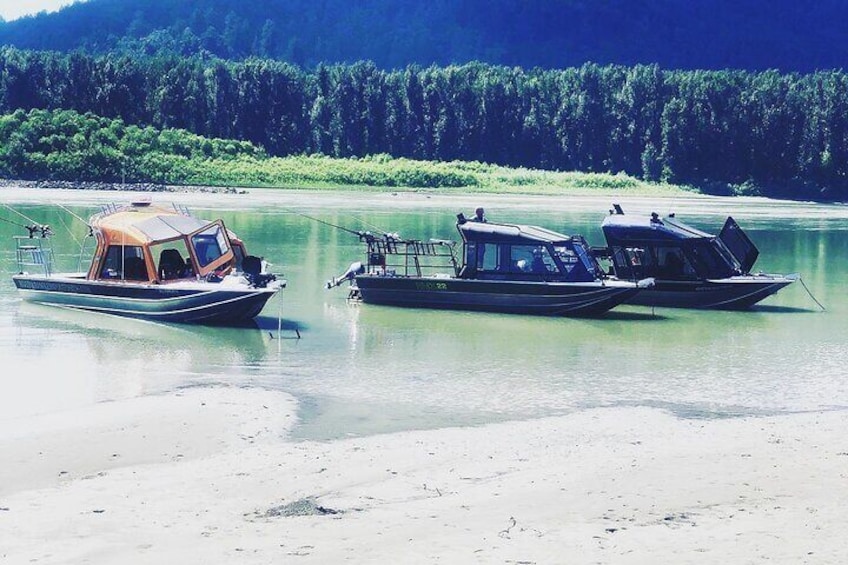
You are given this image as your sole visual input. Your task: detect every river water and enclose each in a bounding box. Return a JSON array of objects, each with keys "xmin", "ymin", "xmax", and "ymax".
[{"xmin": 1, "ymin": 188, "xmax": 846, "ymax": 440}]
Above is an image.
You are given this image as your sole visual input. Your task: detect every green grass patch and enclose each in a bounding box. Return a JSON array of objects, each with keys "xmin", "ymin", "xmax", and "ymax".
[{"xmin": 0, "ymin": 108, "xmax": 690, "ymax": 196}]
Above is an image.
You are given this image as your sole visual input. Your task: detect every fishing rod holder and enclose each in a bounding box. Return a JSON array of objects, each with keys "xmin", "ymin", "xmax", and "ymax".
[
  {"xmin": 14, "ymin": 235, "xmax": 55, "ymax": 276},
  {"xmin": 25, "ymin": 224, "xmax": 53, "ymax": 238}
]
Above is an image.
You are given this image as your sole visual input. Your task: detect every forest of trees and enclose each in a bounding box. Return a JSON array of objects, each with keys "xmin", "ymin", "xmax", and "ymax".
[
  {"xmin": 1, "ymin": 108, "xmax": 665, "ymax": 192},
  {"xmin": 1, "ymin": 0, "xmax": 847, "ymax": 72},
  {"xmin": 0, "ymin": 47, "xmax": 846, "ymax": 200}
]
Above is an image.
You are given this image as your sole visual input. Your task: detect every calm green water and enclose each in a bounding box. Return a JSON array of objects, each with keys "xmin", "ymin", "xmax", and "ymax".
[{"xmin": 1, "ymin": 189, "xmax": 846, "ymax": 439}]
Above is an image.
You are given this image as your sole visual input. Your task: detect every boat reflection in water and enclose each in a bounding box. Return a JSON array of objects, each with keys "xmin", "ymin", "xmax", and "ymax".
[
  {"xmin": 12, "ymin": 199, "xmax": 285, "ymax": 324},
  {"xmin": 328, "ymin": 213, "xmax": 654, "ymax": 317},
  {"xmin": 593, "ymin": 204, "xmax": 799, "ymax": 309}
]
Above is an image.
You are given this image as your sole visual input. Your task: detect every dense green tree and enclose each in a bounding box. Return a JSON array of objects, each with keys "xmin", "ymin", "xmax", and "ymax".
[{"xmin": 1, "ymin": 48, "xmax": 848, "ymax": 200}]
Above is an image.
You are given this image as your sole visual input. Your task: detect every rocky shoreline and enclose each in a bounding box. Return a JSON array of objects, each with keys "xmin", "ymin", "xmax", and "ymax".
[{"xmin": 0, "ymin": 179, "xmax": 244, "ymax": 194}]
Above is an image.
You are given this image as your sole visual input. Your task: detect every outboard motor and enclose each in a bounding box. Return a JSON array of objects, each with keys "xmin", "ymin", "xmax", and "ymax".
[
  {"xmin": 242, "ymin": 255, "xmax": 277, "ymax": 288},
  {"xmin": 326, "ymin": 261, "xmax": 364, "ymax": 289}
]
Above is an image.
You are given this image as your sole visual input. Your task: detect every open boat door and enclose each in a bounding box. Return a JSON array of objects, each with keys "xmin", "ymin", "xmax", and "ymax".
[{"xmin": 717, "ymin": 216, "xmax": 759, "ymax": 274}]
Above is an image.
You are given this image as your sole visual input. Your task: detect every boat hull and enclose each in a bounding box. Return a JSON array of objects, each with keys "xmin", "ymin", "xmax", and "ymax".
[
  {"xmin": 352, "ymin": 275, "xmax": 643, "ymax": 316},
  {"xmin": 12, "ymin": 273, "xmax": 281, "ymax": 324},
  {"xmin": 626, "ymin": 274, "xmax": 799, "ymax": 309}
]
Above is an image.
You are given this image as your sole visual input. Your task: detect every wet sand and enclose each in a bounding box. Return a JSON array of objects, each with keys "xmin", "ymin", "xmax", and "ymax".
[{"xmin": 1, "ymin": 385, "xmax": 846, "ymax": 564}]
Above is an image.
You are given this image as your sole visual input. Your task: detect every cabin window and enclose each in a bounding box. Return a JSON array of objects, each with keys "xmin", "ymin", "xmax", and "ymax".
[
  {"xmin": 608, "ymin": 247, "xmax": 636, "ymax": 278},
  {"xmin": 653, "ymin": 246, "xmax": 696, "ymax": 279},
  {"xmin": 688, "ymin": 240, "xmax": 735, "ymax": 278},
  {"xmin": 232, "ymin": 242, "xmax": 246, "ymax": 272},
  {"xmin": 192, "ymin": 225, "xmax": 230, "ymax": 267},
  {"xmin": 151, "ymin": 240, "xmax": 193, "ymax": 281},
  {"xmin": 100, "ymin": 245, "xmax": 148, "ymax": 281},
  {"xmin": 476, "ymin": 243, "xmax": 500, "ymax": 271},
  {"xmin": 511, "ymin": 245, "xmax": 558, "ymax": 274}
]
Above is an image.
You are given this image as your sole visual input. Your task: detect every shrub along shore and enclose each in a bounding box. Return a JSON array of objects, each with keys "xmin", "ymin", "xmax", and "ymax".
[{"xmin": 0, "ymin": 108, "xmax": 687, "ymax": 197}]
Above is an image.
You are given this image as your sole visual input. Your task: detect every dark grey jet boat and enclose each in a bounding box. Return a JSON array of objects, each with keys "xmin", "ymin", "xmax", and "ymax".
[
  {"xmin": 327, "ymin": 214, "xmax": 653, "ymax": 317},
  {"xmin": 593, "ymin": 204, "xmax": 798, "ymax": 309}
]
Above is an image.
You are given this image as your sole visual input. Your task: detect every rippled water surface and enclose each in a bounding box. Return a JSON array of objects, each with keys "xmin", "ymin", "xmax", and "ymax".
[{"xmin": 2, "ymin": 189, "xmax": 846, "ymax": 439}]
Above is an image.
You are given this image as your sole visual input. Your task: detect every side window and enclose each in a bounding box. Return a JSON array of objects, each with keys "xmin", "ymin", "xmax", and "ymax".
[
  {"xmin": 655, "ymin": 246, "xmax": 694, "ymax": 278},
  {"xmin": 151, "ymin": 240, "xmax": 193, "ymax": 281},
  {"xmin": 477, "ymin": 243, "xmax": 499, "ymax": 271},
  {"xmin": 100, "ymin": 245, "xmax": 147, "ymax": 280},
  {"xmin": 511, "ymin": 245, "xmax": 558, "ymax": 274}
]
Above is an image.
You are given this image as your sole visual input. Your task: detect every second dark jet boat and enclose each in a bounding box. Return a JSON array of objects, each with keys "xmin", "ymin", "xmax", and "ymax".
[
  {"xmin": 327, "ymin": 214, "xmax": 654, "ymax": 317},
  {"xmin": 593, "ymin": 204, "xmax": 799, "ymax": 309}
]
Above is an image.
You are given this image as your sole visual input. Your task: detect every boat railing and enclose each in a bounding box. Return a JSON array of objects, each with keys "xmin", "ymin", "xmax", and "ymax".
[
  {"xmin": 363, "ymin": 233, "xmax": 459, "ymax": 277},
  {"xmin": 91, "ymin": 201, "xmax": 192, "ymax": 225},
  {"xmin": 14, "ymin": 235, "xmax": 55, "ymax": 276}
]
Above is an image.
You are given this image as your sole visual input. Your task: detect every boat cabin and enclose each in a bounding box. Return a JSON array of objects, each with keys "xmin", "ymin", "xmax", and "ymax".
[
  {"xmin": 598, "ymin": 206, "xmax": 759, "ymax": 281},
  {"xmin": 456, "ymin": 215, "xmax": 603, "ymax": 282},
  {"xmin": 87, "ymin": 201, "xmax": 245, "ymax": 284}
]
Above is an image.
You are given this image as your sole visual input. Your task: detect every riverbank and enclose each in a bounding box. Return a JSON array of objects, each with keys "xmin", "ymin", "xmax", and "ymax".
[
  {"xmin": 0, "ymin": 152, "xmax": 691, "ymax": 198},
  {"xmin": 1, "ymin": 384, "xmax": 846, "ymax": 564},
  {"xmin": 0, "ymin": 179, "xmax": 246, "ymax": 194}
]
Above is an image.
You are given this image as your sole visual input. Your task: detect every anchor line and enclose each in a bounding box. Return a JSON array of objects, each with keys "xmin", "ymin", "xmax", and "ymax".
[{"xmin": 798, "ymin": 276, "xmax": 826, "ymax": 311}]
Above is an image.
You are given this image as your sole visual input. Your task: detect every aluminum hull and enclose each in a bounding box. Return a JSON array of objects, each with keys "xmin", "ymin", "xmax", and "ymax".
[
  {"xmin": 626, "ymin": 273, "xmax": 799, "ymax": 309},
  {"xmin": 13, "ymin": 273, "xmax": 280, "ymax": 324},
  {"xmin": 353, "ymin": 275, "xmax": 644, "ymax": 317}
]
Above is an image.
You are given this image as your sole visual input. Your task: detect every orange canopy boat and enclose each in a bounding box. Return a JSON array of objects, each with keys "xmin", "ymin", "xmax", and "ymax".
[{"xmin": 13, "ymin": 199, "xmax": 284, "ymax": 324}]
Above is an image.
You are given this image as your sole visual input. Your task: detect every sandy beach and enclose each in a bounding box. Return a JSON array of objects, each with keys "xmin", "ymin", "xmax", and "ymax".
[
  {"xmin": 1, "ymin": 384, "xmax": 846, "ymax": 564},
  {"xmin": 2, "ymin": 186, "xmax": 847, "ymax": 563}
]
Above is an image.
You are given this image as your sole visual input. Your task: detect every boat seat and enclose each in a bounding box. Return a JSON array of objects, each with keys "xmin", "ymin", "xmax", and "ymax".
[
  {"xmin": 123, "ymin": 257, "xmax": 148, "ymax": 281},
  {"xmin": 158, "ymin": 248, "xmax": 186, "ymax": 280}
]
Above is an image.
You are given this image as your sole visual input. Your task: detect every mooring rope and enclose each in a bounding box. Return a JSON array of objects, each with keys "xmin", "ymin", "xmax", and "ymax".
[{"xmin": 799, "ymin": 275, "xmax": 826, "ymax": 311}]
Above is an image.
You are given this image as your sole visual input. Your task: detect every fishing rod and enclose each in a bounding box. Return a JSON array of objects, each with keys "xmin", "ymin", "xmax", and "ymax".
[
  {"xmin": 1, "ymin": 203, "xmax": 53, "ymax": 237},
  {"xmin": 52, "ymin": 202, "xmax": 95, "ymax": 243},
  {"xmin": 345, "ymin": 213, "xmax": 395, "ymax": 237},
  {"xmin": 53, "ymin": 202, "xmax": 89, "ymax": 227},
  {"xmin": 282, "ymin": 207, "xmax": 401, "ymax": 240},
  {"xmin": 292, "ymin": 210, "xmax": 365, "ymax": 237}
]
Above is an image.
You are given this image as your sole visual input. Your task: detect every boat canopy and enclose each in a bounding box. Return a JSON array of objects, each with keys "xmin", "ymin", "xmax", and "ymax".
[
  {"xmin": 458, "ymin": 221, "xmax": 573, "ymax": 245},
  {"xmin": 601, "ymin": 213, "xmax": 714, "ymax": 245},
  {"xmin": 599, "ymin": 206, "xmax": 761, "ymax": 279},
  {"xmin": 455, "ymin": 218, "xmax": 603, "ymax": 282},
  {"xmin": 90, "ymin": 202, "xmax": 212, "ymax": 246},
  {"xmin": 134, "ymin": 214, "xmax": 210, "ymax": 242}
]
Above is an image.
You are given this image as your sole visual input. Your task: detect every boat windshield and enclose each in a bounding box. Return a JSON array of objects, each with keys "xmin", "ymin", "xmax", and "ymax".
[
  {"xmin": 688, "ymin": 239, "xmax": 739, "ymax": 279},
  {"xmin": 192, "ymin": 224, "xmax": 230, "ymax": 267},
  {"xmin": 552, "ymin": 239, "xmax": 600, "ymax": 281}
]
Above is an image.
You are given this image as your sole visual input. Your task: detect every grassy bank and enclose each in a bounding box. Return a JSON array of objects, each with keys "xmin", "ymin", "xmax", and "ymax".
[
  {"xmin": 0, "ymin": 108, "xmax": 689, "ymax": 196},
  {"xmin": 179, "ymin": 153, "xmax": 690, "ymax": 196}
]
